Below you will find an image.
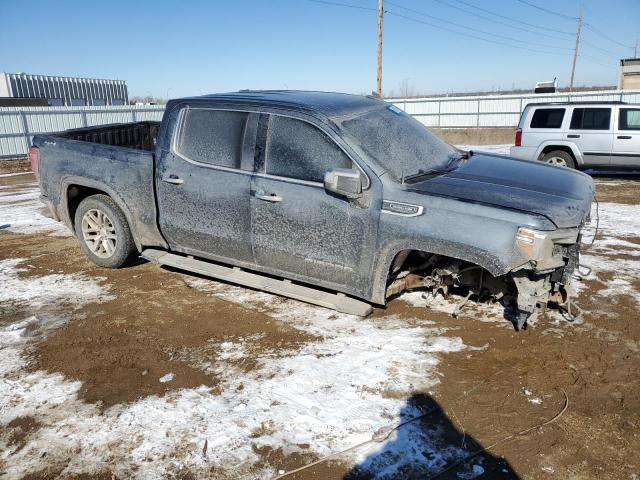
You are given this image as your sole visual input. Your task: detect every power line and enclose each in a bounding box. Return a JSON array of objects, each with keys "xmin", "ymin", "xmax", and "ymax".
[
  {"xmin": 583, "ymin": 23, "xmax": 635, "ymax": 51},
  {"xmin": 386, "ymin": 10, "xmax": 571, "ymax": 56},
  {"xmin": 431, "ymin": 0, "xmax": 624, "ymax": 60},
  {"xmin": 304, "ymin": 0, "xmax": 626, "ymax": 67},
  {"xmin": 514, "ymin": 0, "xmax": 577, "ymax": 21},
  {"xmin": 386, "ymin": 1, "xmax": 575, "ymax": 51},
  {"xmin": 449, "ymin": 0, "xmax": 574, "ymax": 36}
]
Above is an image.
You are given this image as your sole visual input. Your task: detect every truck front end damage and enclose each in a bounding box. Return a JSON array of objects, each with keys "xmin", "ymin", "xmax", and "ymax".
[{"xmin": 385, "ymin": 225, "xmax": 586, "ymax": 330}]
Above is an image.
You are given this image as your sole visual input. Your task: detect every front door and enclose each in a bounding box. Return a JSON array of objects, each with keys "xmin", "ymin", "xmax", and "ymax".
[
  {"xmin": 611, "ymin": 107, "xmax": 640, "ymax": 168},
  {"xmin": 566, "ymin": 107, "xmax": 613, "ymax": 167},
  {"xmin": 156, "ymin": 108, "xmax": 254, "ymax": 263},
  {"xmin": 250, "ymin": 113, "xmax": 378, "ymax": 294}
]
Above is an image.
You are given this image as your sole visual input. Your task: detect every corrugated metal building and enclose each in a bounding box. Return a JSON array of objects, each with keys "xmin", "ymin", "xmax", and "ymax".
[{"xmin": 0, "ymin": 72, "xmax": 128, "ymax": 106}]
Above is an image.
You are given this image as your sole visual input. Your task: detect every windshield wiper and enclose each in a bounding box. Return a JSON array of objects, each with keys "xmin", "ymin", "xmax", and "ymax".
[
  {"xmin": 403, "ymin": 153, "xmax": 465, "ymax": 183},
  {"xmin": 403, "ymin": 168, "xmax": 450, "ymax": 182}
]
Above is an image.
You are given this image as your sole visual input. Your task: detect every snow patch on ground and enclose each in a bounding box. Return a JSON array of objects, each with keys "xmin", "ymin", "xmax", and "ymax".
[
  {"xmin": 455, "ymin": 144, "xmax": 511, "ymax": 156},
  {"xmin": 2, "ymin": 267, "xmax": 470, "ymax": 478},
  {"xmin": 0, "ymin": 184, "xmax": 70, "ymax": 236}
]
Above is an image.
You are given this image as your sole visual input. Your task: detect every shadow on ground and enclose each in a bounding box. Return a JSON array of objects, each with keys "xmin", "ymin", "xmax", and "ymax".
[{"xmin": 344, "ymin": 393, "xmax": 519, "ymax": 480}]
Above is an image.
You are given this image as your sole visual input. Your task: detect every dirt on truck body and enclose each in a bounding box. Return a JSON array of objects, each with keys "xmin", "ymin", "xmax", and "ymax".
[
  {"xmin": 32, "ymin": 90, "xmax": 594, "ymax": 329},
  {"xmin": 0, "ymin": 172, "xmax": 638, "ymax": 479}
]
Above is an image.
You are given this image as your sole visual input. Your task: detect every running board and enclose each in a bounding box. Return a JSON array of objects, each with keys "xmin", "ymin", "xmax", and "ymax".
[{"xmin": 141, "ymin": 249, "xmax": 373, "ymax": 317}]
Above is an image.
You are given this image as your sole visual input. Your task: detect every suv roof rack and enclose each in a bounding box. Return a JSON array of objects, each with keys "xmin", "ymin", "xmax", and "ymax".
[{"xmin": 525, "ymin": 100, "xmax": 628, "ymax": 107}]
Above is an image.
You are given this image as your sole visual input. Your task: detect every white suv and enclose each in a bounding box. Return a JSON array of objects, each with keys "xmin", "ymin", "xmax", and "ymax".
[{"xmin": 510, "ymin": 102, "xmax": 640, "ymax": 169}]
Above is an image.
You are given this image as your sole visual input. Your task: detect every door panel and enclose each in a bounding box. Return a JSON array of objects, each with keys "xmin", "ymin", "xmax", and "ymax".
[
  {"xmin": 155, "ymin": 109, "xmax": 254, "ymax": 263},
  {"xmin": 611, "ymin": 108, "xmax": 640, "ymax": 167},
  {"xmin": 157, "ymin": 151, "xmax": 254, "ymax": 262},
  {"xmin": 567, "ymin": 107, "xmax": 613, "ymax": 167},
  {"xmin": 249, "ymin": 113, "xmax": 378, "ymax": 295},
  {"xmin": 250, "ymin": 175, "xmax": 377, "ymax": 291}
]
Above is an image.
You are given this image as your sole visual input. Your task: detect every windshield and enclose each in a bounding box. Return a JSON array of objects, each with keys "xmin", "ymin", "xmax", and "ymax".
[{"xmin": 340, "ymin": 104, "xmax": 459, "ymax": 181}]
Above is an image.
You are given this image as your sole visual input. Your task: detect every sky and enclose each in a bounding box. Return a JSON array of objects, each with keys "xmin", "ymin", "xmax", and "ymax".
[{"xmin": 1, "ymin": 0, "xmax": 638, "ymax": 98}]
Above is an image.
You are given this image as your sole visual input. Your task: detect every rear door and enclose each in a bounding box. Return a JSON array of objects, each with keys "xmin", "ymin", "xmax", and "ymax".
[
  {"xmin": 156, "ymin": 107, "xmax": 255, "ymax": 263},
  {"xmin": 611, "ymin": 107, "xmax": 640, "ymax": 167},
  {"xmin": 250, "ymin": 113, "xmax": 378, "ymax": 293},
  {"xmin": 566, "ymin": 107, "xmax": 613, "ymax": 167}
]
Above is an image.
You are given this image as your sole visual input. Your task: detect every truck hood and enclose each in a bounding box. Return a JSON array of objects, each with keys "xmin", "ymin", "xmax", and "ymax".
[{"xmin": 407, "ymin": 153, "xmax": 595, "ymax": 228}]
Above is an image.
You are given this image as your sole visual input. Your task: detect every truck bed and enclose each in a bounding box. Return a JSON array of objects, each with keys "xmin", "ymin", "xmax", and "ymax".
[
  {"xmin": 56, "ymin": 121, "xmax": 160, "ymax": 151},
  {"xmin": 33, "ymin": 121, "xmax": 167, "ymax": 250}
]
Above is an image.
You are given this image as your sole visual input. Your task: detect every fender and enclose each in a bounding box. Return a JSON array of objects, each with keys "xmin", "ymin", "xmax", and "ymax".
[
  {"xmin": 534, "ymin": 141, "xmax": 583, "ymax": 166},
  {"xmin": 369, "ymin": 237, "xmax": 510, "ymax": 305},
  {"xmin": 60, "ymin": 175, "xmax": 145, "ymax": 252}
]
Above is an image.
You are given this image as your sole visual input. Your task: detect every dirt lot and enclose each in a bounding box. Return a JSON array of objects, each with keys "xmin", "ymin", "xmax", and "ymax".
[{"xmin": 0, "ymin": 171, "xmax": 639, "ymax": 480}]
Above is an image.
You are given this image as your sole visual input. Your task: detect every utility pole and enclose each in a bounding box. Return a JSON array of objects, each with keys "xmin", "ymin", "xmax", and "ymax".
[
  {"xmin": 377, "ymin": 0, "xmax": 384, "ymax": 96},
  {"xmin": 569, "ymin": 2, "xmax": 583, "ymax": 92}
]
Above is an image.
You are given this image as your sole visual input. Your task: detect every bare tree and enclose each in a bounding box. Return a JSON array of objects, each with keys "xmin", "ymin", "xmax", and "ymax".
[{"xmin": 398, "ymin": 79, "xmax": 416, "ymax": 98}]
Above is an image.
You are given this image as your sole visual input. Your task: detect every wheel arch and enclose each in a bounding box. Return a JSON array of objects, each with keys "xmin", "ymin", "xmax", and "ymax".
[
  {"xmin": 535, "ymin": 142, "xmax": 582, "ymax": 166},
  {"xmin": 369, "ymin": 240, "xmax": 509, "ymax": 305},
  {"xmin": 62, "ymin": 176, "xmax": 142, "ymax": 252}
]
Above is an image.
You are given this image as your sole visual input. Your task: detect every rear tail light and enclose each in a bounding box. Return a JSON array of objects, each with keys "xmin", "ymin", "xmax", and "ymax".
[
  {"xmin": 515, "ymin": 128, "xmax": 522, "ymax": 147},
  {"xmin": 29, "ymin": 146, "xmax": 40, "ymax": 181}
]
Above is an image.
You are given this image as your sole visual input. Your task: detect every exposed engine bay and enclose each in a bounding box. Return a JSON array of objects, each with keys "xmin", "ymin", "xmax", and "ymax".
[{"xmin": 385, "ymin": 246, "xmax": 581, "ymax": 330}]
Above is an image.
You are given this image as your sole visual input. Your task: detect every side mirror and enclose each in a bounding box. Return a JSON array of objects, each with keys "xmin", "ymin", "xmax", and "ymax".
[{"xmin": 324, "ymin": 168, "xmax": 363, "ymax": 199}]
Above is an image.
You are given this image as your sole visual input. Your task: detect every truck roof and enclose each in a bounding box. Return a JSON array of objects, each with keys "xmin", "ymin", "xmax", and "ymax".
[{"xmin": 171, "ymin": 90, "xmax": 385, "ymax": 119}]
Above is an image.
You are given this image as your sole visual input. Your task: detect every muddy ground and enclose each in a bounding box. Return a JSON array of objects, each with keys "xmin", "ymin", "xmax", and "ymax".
[{"xmin": 0, "ymin": 172, "xmax": 639, "ymax": 480}]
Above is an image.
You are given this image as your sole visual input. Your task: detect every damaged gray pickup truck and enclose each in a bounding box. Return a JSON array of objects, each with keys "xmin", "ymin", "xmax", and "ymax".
[{"xmin": 32, "ymin": 91, "xmax": 594, "ymax": 329}]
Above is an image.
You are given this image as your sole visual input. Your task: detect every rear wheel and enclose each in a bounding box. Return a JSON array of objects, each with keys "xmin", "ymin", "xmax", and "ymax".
[
  {"xmin": 542, "ymin": 150, "xmax": 576, "ymax": 169},
  {"xmin": 74, "ymin": 194, "xmax": 136, "ymax": 268}
]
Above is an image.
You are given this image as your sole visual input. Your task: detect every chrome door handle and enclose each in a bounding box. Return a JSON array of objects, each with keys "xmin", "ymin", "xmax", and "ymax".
[
  {"xmin": 254, "ymin": 193, "xmax": 282, "ymax": 202},
  {"xmin": 162, "ymin": 174, "xmax": 184, "ymax": 185},
  {"xmin": 617, "ymin": 135, "xmax": 632, "ymax": 139}
]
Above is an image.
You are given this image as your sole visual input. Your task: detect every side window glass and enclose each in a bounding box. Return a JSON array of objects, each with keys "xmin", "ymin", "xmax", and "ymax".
[
  {"xmin": 265, "ymin": 115, "xmax": 352, "ymax": 183},
  {"xmin": 530, "ymin": 108, "xmax": 565, "ymax": 129},
  {"xmin": 570, "ymin": 108, "xmax": 611, "ymax": 130},
  {"xmin": 620, "ymin": 109, "xmax": 640, "ymax": 130},
  {"xmin": 177, "ymin": 109, "xmax": 248, "ymax": 168}
]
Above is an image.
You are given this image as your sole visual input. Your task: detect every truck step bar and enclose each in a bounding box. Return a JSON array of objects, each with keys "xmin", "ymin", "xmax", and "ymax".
[{"xmin": 141, "ymin": 249, "xmax": 373, "ymax": 317}]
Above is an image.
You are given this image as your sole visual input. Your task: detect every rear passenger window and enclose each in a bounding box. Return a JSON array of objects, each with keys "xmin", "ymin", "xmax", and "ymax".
[
  {"xmin": 177, "ymin": 109, "xmax": 247, "ymax": 168},
  {"xmin": 530, "ymin": 108, "xmax": 565, "ymax": 129},
  {"xmin": 619, "ymin": 108, "xmax": 640, "ymax": 130},
  {"xmin": 570, "ymin": 108, "xmax": 611, "ymax": 130},
  {"xmin": 265, "ymin": 115, "xmax": 352, "ymax": 183}
]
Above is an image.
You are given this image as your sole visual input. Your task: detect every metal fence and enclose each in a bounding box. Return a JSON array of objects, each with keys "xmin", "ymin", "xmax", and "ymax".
[
  {"xmin": 2, "ymin": 89, "xmax": 640, "ymax": 159},
  {"xmin": 391, "ymin": 89, "xmax": 640, "ymax": 128},
  {"xmin": 0, "ymin": 105, "xmax": 165, "ymax": 159}
]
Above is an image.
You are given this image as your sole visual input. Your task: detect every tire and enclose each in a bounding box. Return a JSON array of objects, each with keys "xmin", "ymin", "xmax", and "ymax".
[
  {"xmin": 74, "ymin": 194, "xmax": 137, "ymax": 268},
  {"xmin": 542, "ymin": 150, "xmax": 576, "ymax": 169}
]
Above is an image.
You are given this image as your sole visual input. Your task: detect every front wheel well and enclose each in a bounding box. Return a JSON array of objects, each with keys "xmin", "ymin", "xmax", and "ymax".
[{"xmin": 384, "ymin": 249, "xmax": 510, "ymax": 301}]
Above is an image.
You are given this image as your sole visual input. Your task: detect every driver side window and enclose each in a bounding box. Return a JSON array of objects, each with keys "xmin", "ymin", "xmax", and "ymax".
[{"xmin": 265, "ymin": 115, "xmax": 352, "ymax": 183}]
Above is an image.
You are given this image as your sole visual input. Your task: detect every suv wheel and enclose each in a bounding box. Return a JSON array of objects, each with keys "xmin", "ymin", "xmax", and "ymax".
[
  {"xmin": 74, "ymin": 194, "xmax": 137, "ymax": 268},
  {"xmin": 542, "ymin": 150, "xmax": 576, "ymax": 169}
]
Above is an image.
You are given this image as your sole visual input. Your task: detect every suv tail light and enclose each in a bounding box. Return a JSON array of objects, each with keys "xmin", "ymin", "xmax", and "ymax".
[
  {"xmin": 515, "ymin": 128, "xmax": 522, "ymax": 147},
  {"xmin": 29, "ymin": 146, "xmax": 40, "ymax": 180}
]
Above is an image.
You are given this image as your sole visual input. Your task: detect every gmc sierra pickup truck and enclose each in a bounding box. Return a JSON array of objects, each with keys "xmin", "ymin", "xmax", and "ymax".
[{"xmin": 32, "ymin": 91, "xmax": 594, "ymax": 329}]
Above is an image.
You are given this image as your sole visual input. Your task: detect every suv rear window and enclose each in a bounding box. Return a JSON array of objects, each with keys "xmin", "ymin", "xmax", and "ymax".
[
  {"xmin": 530, "ymin": 108, "xmax": 565, "ymax": 129},
  {"xmin": 570, "ymin": 108, "xmax": 611, "ymax": 130},
  {"xmin": 619, "ymin": 108, "xmax": 640, "ymax": 130}
]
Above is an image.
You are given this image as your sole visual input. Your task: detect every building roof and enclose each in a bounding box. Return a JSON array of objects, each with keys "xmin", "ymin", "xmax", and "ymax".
[{"xmin": 173, "ymin": 90, "xmax": 385, "ymax": 119}]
